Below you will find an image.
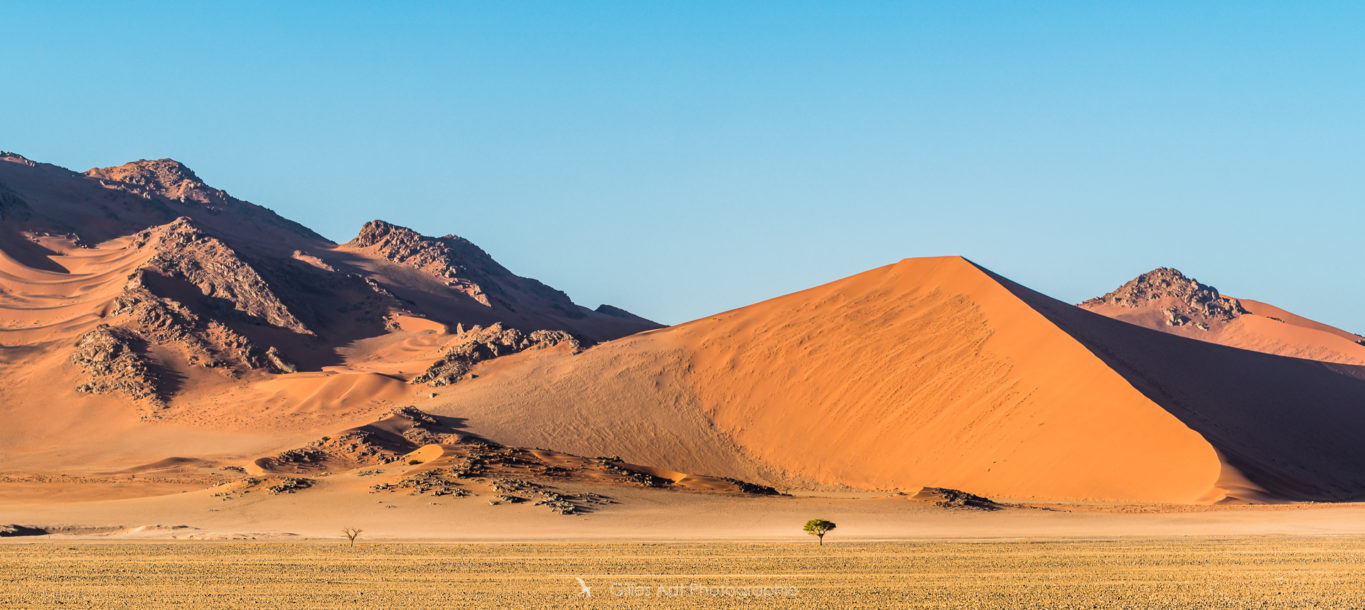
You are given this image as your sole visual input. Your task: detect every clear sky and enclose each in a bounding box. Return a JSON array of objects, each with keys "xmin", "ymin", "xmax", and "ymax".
[{"xmin": 3, "ymin": 2, "xmax": 1363, "ymax": 328}]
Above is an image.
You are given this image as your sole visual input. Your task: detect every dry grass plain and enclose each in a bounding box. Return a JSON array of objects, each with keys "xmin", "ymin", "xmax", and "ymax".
[{"xmin": 3, "ymin": 537, "xmax": 1364, "ymax": 608}]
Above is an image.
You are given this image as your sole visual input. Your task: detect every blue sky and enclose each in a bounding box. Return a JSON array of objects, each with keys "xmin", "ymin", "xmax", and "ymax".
[{"xmin": 3, "ymin": 2, "xmax": 1363, "ymax": 327}]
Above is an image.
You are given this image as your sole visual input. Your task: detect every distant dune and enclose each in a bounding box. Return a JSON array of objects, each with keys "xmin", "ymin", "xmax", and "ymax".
[{"xmin": 1081, "ymin": 267, "xmax": 1365, "ymax": 365}]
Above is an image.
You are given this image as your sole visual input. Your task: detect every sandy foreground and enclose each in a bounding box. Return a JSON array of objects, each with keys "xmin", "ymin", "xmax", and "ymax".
[{"xmin": 4, "ymin": 537, "xmax": 1364, "ymax": 608}]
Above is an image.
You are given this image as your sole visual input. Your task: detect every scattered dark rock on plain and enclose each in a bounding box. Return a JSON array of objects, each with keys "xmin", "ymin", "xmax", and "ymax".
[
  {"xmin": 0, "ymin": 524, "xmax": 48, "ymax": 537},
  {"xmin": 913, "ymin": 487, "xmax": 1003, "ymax": 511}
]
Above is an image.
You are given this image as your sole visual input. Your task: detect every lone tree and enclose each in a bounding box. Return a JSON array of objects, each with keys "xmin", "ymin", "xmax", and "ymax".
[
  {"xmin": 803, "ymin": 519, "xmax": 836, "ymax": 545},
  {"xmin": 342, "ymin": 527, "xmax": 363, "ymax": 547}
]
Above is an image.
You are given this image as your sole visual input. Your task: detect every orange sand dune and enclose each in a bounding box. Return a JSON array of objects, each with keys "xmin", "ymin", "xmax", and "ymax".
[
  {"xmin": 682, "ymin": 257, "xmax": 1226, "ymax": 502},
  {"xmin": 1211, "ymin": 299, "xmax": 1365, "ymax": 365},
  {"xmin": 429, "ymin": 258, "xmax": 1230, "ymax": 503},
  {"xmin": 428, "ymin": 257, "xmax": 1365, "ymax": 504}
]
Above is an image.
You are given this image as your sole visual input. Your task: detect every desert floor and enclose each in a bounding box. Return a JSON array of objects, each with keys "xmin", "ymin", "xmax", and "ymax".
[
  {"xmin": 8, "ymin": 470, "xmax": 1365, "ymax": 539},
  {"xmin": 4, "ymin": 537, "xmax": 1364, "ymax": 608},
  {"xmin": 8, "ymin": 475, "xmax": 1365, "ymax": 607},
  {"xmin": 8, "ymin": 478, "xmax": 1365, "ymax": 540}
]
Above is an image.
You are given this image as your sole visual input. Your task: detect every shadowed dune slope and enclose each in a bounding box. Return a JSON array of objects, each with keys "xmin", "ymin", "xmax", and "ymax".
[
  {"xmin": 993, "ymin": 267, "xmax": 1365, "ymax": 501},
  {"xmin": 433, "ymin": 257, "xmax": 1234, "ymax": 503}
]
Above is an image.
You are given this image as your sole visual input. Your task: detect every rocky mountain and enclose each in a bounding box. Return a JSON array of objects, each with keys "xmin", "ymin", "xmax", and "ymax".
[
  {"xmin": 0, "ymin": 151, "xmax": 659, "ymax": 411},
  {"xmin": 1081, "ymin": 267, "xmax": 1247, "ymax": 330}
]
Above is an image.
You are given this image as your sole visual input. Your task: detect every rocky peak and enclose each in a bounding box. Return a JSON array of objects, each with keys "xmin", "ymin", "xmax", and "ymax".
[
  {"xmin": 131, "ymin": 215, "xmax": 203, "ymax": 245},
  {"xmin": 86, "ymin": 159, "xmax": 223, "ymax": 205},
  {"xmin": 77, "ymin": 158, "xmax": 325, "ymax": 243},
  {"xmin": 0, "ymin": 151, "xmax": 37, "ymax": 167},
  {"xmin": 1082, "ymin": 267, "xmax": 1247, "ymax": 329},
  {"xmin": 347, "ymin": 220, "xmax": 506, "ymax": 307},
  {"xmin": 131, "ymin": 217, "xmax": 312, "ymax": 335},
  {"xmin": 350, "ymin": 219, "xmax": 416, "ymax": 248},
  {"xmin": 350, "ymin": 220, "xmax": 497, "ymax": 267},
  {"xmin": 595, "ymin": 304, "xmax": 649, "ymax": 321}
]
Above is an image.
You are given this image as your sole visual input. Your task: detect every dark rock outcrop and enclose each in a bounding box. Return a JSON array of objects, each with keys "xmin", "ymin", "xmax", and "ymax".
[
  {"xmin": 255, "ymin": 406, "xmax": 464, "ymax": 473},
  {"xmin": 411, "ymin": 323, "xmax": 582, "ymax": 386},
  {"xmin": 131, "ymin": 218, "xmax": 311, "ymax": 335},
  {"xmin": 71, "ymin": 325, "xmax": 163, "ymax": 406},
  {"xmin": 348, "ymin": 220, "xmax": 504, "ymax": 307},
  {"xmin": 346, "ymin": 220, "xmax": 587, "ymax": 319},
  {"xmin": 88, "ymin": 218, "xmax": 316, "ymax": 377},
  {"xmin": 0, "ymin": 524, "xmax": 48, "ymax": 537},
  {"xmin": 110, "ymin": 282, "xmax": 264, "ymax": 371},
  {"xmin": 344, "ymin": 220, "xmax": 660, "ymax": 341},
  {"xmin": 912, "ymin": 487, "xmax": 1002, "ymax": 511}
]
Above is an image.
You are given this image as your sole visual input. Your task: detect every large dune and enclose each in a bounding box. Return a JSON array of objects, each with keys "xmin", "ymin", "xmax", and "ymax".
[{"xmin": 426, "ymin": 257, "xmax": 1365, "ymax": 503}]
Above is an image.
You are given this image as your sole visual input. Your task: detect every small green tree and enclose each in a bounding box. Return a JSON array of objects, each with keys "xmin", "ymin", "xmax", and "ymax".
[
  {"xmin": 803, "ymin": 519, "xmax": 836, "ymax": 545},
  {"xmin": 342, "ymin": 527, "xmax": 362, "ymax": 547}
]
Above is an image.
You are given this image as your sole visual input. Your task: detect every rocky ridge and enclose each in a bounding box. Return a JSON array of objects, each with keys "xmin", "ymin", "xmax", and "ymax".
[
  {"xmin": 68, "ymin": 218, "xmax": 320, "ymax": 402},
  {"xmin": 71, "ymin": 325, "xmax": 163, "ymax": 408},
  {"xmin": 346, "ymin": 220, "xmax": 583, "ymax": 317},
  {"xmin": 85, "ymin": 159, "xmax": 323, "ymax": 241},
  {"xmin": 130, "ymin": 218, "xmax": 312, "ymax": 334},
  {"xmin": 2, "ymin": 152, "xmax": 657, "ymax": 410}
]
